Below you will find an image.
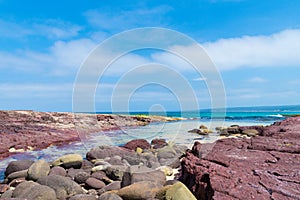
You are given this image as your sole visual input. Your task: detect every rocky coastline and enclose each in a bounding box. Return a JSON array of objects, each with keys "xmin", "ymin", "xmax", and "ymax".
[
  {"xmin": 0, "ymin": 110, "xmax": 181, "ymax": 160},
  {"xmin": 0, "ymin": 112, "xmax": 299, "ymax": 199},
  {"xmin": 180, "ymin": 116, "xmax": 300, "ymax": 199}
]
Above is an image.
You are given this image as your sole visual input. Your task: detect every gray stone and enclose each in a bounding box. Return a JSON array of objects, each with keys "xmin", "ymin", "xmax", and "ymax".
[
  {"xmin": 5, "ymin": 160, "xmax": 34, "ymax": 177},
  {"xmin": 74, "ymin": 171, "xmax": 90, "ymax": 184},
  {"xmin": 37, "ymin": 175, "xmax": 83, "ymax": 199},
  {"xmin": 27, "ymin": 160, "xmax": 50, "ymax": 181},
  {"xmin": 7, "ymin": 170, "xmax": 28, "ymax": 183},
  {"xmin": 85, "ymin": 177, "xmax": 106, "ymax": 190},
  {"xmin": 105, "ymin": 165, "xmax": 127, "ymax": 181},
  {"xmin": 52, "ymin": 154, "xmax": 83, "ymax": 169},
  {"xmin": 12, "ymin": 181, "xmax": 56, "ymax": 200},
  {"xmin": 49, "ymin": 166, "xmax": 66, "ymax": 176},
  {"xmin": 121, "ymin": 165, "xmax": 166, "ymax": 187}
]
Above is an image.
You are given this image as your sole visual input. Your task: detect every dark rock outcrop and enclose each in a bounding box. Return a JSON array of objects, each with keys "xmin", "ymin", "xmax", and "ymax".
[{"xmin": 179, "ymin": 117, "xmax": 300, "ymax": 199}]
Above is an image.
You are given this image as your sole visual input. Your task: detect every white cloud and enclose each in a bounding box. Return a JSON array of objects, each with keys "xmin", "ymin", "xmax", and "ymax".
[
  {"xmin": 247, "ymin": 77, "xmax": 267, "ymax": 83},
  {"xmin": 0, "ymin": 19, "xmax": 82, "ymax": 39},
  {"xmin": 84, "ymin": 6, "xmax": 172, "ymax": 31},
  {"xmin": 0, "ymin": 38, "xmax": 97, "ymax": 74},
  {"xmin": 203, "ymin": 29, "xmax": 300, "ymax": 70}
]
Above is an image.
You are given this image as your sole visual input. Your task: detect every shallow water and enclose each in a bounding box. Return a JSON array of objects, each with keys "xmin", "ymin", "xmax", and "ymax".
[{"xmin": 0, "ymin": 119, "xmax": 273, "ymax": 181}]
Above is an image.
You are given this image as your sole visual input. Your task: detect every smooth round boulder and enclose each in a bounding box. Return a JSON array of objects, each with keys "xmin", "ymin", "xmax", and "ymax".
[
  {"xmin": 49, "ymin": 166, "xmax": 67, "ymax": 176},
  {"xmin": 118, "ymin": 181, "xmax": 162, "ymax": 200},
  {"xmin": 85, "ymin": 177, "xmax": 106, "ymax": 189},
  {"xmin": 12, "ymin": 181, "xmax": 56, "ymax": 200},
  {"xmin": 27, "ymin": 160, "xmax": 50, "ymax": 181},
  {"xmin": 37, "ymin": 175, "xmax": 83, "ymax": 199},
  {"xmin": 5, "ymin": 160, "xmax": 34, "ymax": 177},
  {"xmin": 74, "ymin": 171, "xmax": 90, "ymax": 184},
  {"xmin": 52, "ymin": 154, "xmax": 83, "ymax": 169}
]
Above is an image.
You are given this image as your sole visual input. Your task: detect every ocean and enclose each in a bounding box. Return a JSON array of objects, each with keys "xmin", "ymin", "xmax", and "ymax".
[{"xmin": 0, "ymin": 105, "xmax": 300, "ymax": 180}]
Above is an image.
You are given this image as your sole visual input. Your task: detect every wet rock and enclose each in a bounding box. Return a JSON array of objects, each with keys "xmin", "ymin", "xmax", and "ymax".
[
  {"xmin": 121, "ymin": 165, "xmax": 166, "ymax": 187},
  {"xmin": 5, "ymin": 160, "xmax": 34, "ymax": 177},
  {"xmin": 12, "ymin": 181, "xmax": 56, "ymax": 200},
  {"xmin": 27, "ymin": 160, "xmax": 50, "ymax": 181},
  {"xmin": 99, "ymin": 192, "xmax": 123, "ymax": 200},
  {"xmin": 118, "ymin": 181, "xmax": 162, "ymax": 200},
  {"xmin": 49, "ymin": 166, "xmax": 67, "ymax": 176},
  {"xmin": 69, "ymin": 194, "xmax": 97, "ymax": 200},
  {"xmin": 52, "ymin": 154, "xmax": 83, "ymax": 169},
  {"xmin": 123, "ymin": 139, "xmax": 151, "ymax": 151},
  {"xmin": 37, "ymin": 175, "xmax": 83, "ymax": 199},
  {"xmin": 85, "ymin": 177, "xmax": 106, "ymax": 190}
]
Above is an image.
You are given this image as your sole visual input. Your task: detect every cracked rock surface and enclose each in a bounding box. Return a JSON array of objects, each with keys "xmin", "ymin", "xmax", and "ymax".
[{"xmin": 179, "ymin": 117, "xmax": 300, "ymax": 200}]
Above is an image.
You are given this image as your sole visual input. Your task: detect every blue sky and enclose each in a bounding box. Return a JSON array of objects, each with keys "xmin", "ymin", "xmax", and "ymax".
[{"xmin": 0, "ymin": 0, "xmax": 300, "ymax": 112}]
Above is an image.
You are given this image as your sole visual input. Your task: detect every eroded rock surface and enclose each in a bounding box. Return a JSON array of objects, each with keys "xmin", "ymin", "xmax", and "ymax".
[
  {"xmin": 0, "ymin": 110, "xmax": 180, "ymax": 159},
  {"xmin": 179, "ymin": 117, "xmax": 300, "ymax": 199}
]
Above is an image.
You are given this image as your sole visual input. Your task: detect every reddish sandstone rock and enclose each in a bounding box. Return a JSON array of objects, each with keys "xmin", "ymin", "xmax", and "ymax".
[
  {"xmin": 123, "ymin": 139, "xmax": 151, "ymax": 151},
  {"xmin": 179, "ymin": 117, "xmax": 300, "ymax": 200}
]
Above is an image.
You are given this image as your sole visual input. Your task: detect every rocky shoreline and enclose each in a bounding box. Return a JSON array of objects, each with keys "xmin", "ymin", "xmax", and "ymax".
[
  {"xmin": 180, "ymin": 116, "xmax": 300, "ymax": 199},
  {"xmin": 0, "ymin": 110, "xmax": 181, "ymax": 160},
  {"xmin": 0, "ymin": 112, "xmax": 299, "ymax": 199},
  {"xmin": 0, "ymin": 138, "xmax": 195, "ymax": 200}
]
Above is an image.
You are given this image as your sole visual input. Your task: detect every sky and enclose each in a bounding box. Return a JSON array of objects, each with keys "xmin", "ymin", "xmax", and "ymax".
[{"xmin": 0, "ymin": 0, "xmax": 300, "ymax": 112}]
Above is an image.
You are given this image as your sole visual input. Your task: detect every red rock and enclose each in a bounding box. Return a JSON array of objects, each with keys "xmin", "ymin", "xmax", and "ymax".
[
  {"xmin": 123, "ymin": 139, "xmax": 151, "ymax": 150},
  {"xmin": 179, "ymin": 117, "xmax": 300, "ymax": 200}
]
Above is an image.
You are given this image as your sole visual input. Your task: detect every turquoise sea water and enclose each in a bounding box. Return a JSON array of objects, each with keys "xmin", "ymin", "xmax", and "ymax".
[{"xmin": 0, "ymin": 105, "xmax": 300, "ymax": 181}]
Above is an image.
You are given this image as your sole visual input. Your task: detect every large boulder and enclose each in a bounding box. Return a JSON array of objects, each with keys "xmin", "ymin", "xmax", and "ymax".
[
  {"xmin": 118, "ymin": 181, "xmax": 162, "ymax": 200},
  {"xmin": 12, "ymin": 181, "xmax": 56, "ymax": 200},
  {"xmin": 121, "ymin": 165, "xmax": 166, "ymax": 187},
  {"xmin": 179, "ymin": 117, "xmax": 300, "ymax": 200},
  {"xmin": 5, "ymin": 160, "xmax": 34, "ymax": 177},
  {"xmin": 27, "ymin": 160, "xmax": 50, "ymax": 181},
  {"xmin": 37, "ymin": 175, "xmax": 83, "ymax": 199},
  {"xmin": 52, "ymin": 154, "xmax": 83, "ymax": 169},
  {"xmin": 157, "ymin": 182, "xmax": 197, "ymax": 200},
  {"xmin": 85, "ymin": 177, "xmax": 106, "ymax": 190},
  {"xmin": 123, "ymin": 139, "xmax": 151, "ymax": 150},
  {"xmin": 86, "ymin": 146, "xmax": 132, "ymax": 161}
]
